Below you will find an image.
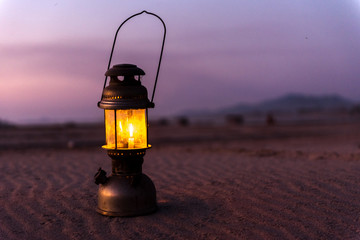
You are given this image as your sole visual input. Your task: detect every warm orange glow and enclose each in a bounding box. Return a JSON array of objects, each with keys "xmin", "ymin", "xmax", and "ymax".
[
  {"xmin": 103, "ymin": 109, "xmax": 148, "ymax": 149},
  {"xmin": 104, "ymin": 110, "xmax": 115, "ymax": 149}
]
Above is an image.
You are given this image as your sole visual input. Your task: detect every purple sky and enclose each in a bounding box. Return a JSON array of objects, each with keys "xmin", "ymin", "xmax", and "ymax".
[{"xmin": 1, "ymin": 0, "xmax": 360, "ymax": 123}]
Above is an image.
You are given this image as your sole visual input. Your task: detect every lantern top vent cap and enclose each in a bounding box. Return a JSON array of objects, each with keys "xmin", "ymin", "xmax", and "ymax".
[{"xmin": 105, "ymin": 64, "xmax": 145, "ymax": 77}]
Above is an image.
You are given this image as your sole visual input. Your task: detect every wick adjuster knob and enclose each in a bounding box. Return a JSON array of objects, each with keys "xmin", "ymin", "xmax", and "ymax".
[{"xmin": 94, "ymin": 168, "xmax": 108, "ymax": 185}]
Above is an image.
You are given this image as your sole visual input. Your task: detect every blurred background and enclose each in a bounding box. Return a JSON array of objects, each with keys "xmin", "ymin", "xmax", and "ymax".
[{"xmin": 1, "ymin": 0, "xmax": 360, "ymax": 125}]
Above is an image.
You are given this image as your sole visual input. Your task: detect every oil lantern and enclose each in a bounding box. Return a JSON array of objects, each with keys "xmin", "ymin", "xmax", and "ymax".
[{"xmin": 94, "ymin": 11, "xmax": 166, "ymax": 217}]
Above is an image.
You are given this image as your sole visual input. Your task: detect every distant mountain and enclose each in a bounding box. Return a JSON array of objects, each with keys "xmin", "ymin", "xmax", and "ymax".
[
  {"xmin": 183, "ymin": 93, "xmax": 356, "ymax": 117},
  {"xmin": 264, "ymin": 93, "xmax": 354, "ymax": 110},
  {"xmin": 222, "ymin": 93, "xmax": 355, "ymax": 114}
]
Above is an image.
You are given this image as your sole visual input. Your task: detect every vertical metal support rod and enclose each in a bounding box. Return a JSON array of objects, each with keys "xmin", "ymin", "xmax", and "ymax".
[
  {"xmin": 146, "ymin": 109, "xmax": 149, "ymax": 147},
  {"xmin": 114, "ymin": 110, "xmax": 117, "ymax": 149}
]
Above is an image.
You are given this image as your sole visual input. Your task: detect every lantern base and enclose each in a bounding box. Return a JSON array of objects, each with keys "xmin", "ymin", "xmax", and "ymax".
[{"xmin": 96, "ymin": 173, "xmax": 157, "ymax": 217}]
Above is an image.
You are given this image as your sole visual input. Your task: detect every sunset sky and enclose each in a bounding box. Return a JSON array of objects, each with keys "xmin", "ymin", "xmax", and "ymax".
[{"xmin": 1, "ymin": 0, "xmax": 360, "ymax": 124}]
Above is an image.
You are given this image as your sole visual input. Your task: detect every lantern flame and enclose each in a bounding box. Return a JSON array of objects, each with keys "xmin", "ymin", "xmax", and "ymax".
[{"xmin": 129, "ymin": 123, "xmax": 134, "ymax": 137}]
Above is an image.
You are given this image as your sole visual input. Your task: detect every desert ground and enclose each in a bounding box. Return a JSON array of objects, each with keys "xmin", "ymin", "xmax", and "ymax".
[{"xmin": 1, "ymin": 120, "xmax": 360, "ymax": 239}]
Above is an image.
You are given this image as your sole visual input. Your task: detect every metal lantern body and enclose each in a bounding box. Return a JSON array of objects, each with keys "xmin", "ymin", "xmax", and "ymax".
[
  {"xmin": 94, "ymin": 10, "xmax": 166, "ymax": 217},
  {"xmin": 96, "ymin": 64, "xmax": 156, "ymax": 216}
]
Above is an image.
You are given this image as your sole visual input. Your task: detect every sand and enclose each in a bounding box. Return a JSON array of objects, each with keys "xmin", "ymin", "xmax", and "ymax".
[{"xmin": 1, "ymin": 122, "xmax": 360, "ymax": 239}]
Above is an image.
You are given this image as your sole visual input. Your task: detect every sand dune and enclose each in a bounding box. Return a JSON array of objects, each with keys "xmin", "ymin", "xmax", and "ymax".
[{"xmin": 1, "ymin": 123, "xmax": 360, "ymax": 239}]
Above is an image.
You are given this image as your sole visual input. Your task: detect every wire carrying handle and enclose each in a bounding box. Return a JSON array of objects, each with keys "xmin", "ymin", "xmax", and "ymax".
[{"xmin": 101, "ymin": 10, "xmax": 167, "ymax": 105}]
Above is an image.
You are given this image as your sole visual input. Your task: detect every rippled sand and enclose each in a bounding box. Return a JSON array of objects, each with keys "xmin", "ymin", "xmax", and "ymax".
[{"xmin": 0, "ymin": 123, "xmax": 360, "ymax": 239}]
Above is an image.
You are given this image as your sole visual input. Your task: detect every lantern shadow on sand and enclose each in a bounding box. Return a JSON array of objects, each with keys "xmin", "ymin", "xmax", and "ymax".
[{"xmin": 94, "ymin": 11, "xmax": 166, "ymax": 217}]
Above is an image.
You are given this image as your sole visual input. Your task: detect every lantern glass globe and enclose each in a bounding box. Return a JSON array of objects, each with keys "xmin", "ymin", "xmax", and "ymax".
[{"xmin": 103, "ymin": 109, "xmax": 148, "ymax": 150}]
